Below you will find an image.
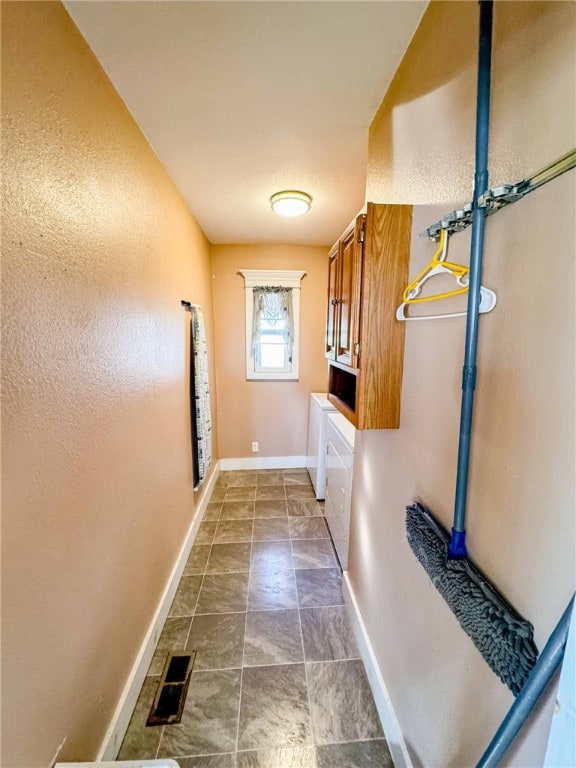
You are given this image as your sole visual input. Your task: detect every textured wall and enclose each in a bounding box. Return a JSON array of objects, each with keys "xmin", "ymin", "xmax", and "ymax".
[
  {"xmin": 367, "ymin": 1, "xmax": 575, "ymax": 205},
  {"xmin": 349, "ymin": 2, "xmax": 575, "ymax": 767},
  {"xmin": 1, "ymin": 3, "xmax": 218, "ymax": 765},
  {"xmin": 211, "ymin": 244, "xmax": 329, "ymax": 459}
]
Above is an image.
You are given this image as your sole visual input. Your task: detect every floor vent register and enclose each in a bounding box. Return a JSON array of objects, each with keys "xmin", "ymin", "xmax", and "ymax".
[{"xmin": 146, "ymin": 652, "xmax": 196, "ymax": 726}]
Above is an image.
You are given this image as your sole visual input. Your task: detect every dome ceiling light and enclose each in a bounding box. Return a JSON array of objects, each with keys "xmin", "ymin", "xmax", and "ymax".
[{"xmin": 270, "ymin": 190, "xmax": 312, "ymax": 217}]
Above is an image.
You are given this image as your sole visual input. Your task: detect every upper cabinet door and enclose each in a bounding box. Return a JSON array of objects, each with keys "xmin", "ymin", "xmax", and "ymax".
[
  {"xmin": 336, "ymin": 216, "xmax": 363, "ymax": 368},
  {"xmin": 325, "ymin": 243, "xmax": 339, "ymax": 360},
  {"xmin": 326, "ymin": 203, "xmax": 412, "ymax": 430}
]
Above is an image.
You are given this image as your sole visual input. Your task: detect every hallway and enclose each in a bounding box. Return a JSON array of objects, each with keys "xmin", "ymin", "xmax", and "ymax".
[{"xmin": 118, "ymin": 469, "xmax": 392, "ymax": 767}]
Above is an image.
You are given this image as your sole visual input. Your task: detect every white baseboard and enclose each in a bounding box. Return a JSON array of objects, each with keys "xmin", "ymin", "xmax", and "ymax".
[
  {"xmin": 219, "ymin": 455, "xmax": 307, "ymax": 470},
  {"xmin": 97, "ymin": 462, "xmax": 221, "ymax": 760},
  {"xmin": 342, "ymin": 572, "xmax": 412, "ymax": 768}
]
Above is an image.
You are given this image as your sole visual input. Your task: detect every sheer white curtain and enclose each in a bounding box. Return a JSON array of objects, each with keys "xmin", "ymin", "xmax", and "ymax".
[{"xmin": 251, "ymin": 286, "xmax": 294, "ymax": 356}]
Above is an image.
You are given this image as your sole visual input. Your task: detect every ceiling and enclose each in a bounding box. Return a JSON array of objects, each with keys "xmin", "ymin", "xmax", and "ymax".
[{"xmin": 64, "ymin": 1, "xmax": 427, "ymax": 246}]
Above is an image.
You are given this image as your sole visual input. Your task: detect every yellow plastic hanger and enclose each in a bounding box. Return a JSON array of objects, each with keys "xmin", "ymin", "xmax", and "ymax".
[
  {"xmin": 396, "ymin": 229, "xmax": 497, "ymax": 321},
  {"xmin": 402, "ymin": 229, "xmax": 469, "ymax": 304}
]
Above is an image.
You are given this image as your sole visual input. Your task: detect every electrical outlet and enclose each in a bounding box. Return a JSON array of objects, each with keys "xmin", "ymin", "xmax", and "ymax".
[{"xmin": 252, "ymin": 442, "xmax": 259, "ymax": 453}]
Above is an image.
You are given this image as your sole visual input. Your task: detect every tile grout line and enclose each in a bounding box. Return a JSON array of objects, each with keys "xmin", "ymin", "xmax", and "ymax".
[
  {"xmin": 201, "ymin": 475, "xmax": 245, "ymax": 760},
  {"xmin": 154, "ymin": 724, "xmax": 165, "ymax": 759},
  {"xmin": 236, "ymin": 475, "xmax": 304, "ymax": 758},
  {"xmin": 163, "ymin": 733, "xmax": 389, "ymax": 763},
  {"xmin": 298, "ymin": 593, "xmax": 317, "ymax": 755},
  {"xmin": 168, "ymin": 494, "xmax": 220, "ymax": 759},
  {"xmin": 235, "ymin": 505, "xmax": 254, "ymax": 756},
  {"xmin": 290, "ymin": 510, "xmax": 318, "ymax": 757},
  {"xmin": 143, "ymin": 659, "xmax": 367, "ymax": 674},
  {"xmin": 183, "ymin": 505, "xmax": 218, "ymax": 648}
]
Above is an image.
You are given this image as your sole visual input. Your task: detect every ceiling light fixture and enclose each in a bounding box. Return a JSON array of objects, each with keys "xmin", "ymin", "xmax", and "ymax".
[{"xmin": 270, "ymin": 190, "xmax": 312, "ymax": 217}]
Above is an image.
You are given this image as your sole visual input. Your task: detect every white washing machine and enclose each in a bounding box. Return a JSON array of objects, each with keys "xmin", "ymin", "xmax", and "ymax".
[
  {"xmin": 306, "ymin": 393, "xmax": 337, "ymax": 499},
  {"xmin": 324, "ymin": 412, "xmax": 356, "ymax": 570}
]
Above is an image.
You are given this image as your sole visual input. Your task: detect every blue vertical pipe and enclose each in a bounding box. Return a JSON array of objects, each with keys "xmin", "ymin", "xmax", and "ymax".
[
  {"xmin": 449, "ymin": 0, "xmax": 494, "ymax": 558},
  {"xmin": 476, "ymin": 595, "xmax": 575, "ymax": 767}
]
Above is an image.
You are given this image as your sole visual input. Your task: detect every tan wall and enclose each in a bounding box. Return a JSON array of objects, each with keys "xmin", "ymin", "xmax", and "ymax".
[
  {"xmin": 350, "ymin": 2, "xmax": 575, "ymax": 767},
  {"xmin": 211, "ymin": 245, "xmax": 328, "ymax": 459},
  {"xmin": 1, "ymin": 3, "xmax": 218, "ymax": 766}
]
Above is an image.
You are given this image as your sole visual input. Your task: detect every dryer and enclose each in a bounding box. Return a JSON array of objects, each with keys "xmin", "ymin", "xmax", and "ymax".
[{"xmin": 306, "ymin": 393, "xmax": 337, "ymax": 499}]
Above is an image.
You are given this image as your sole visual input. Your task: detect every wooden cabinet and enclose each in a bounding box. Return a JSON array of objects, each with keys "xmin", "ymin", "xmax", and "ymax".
[
  {"xmin": 326, "ymin": 215, "xmax": 363, "ymax": 368},
  {"xmin": 325, "ymin": 243, "xmax": 339, "ymax": 360},
  {"xmin": 325, "ymin": 202, "xmax": 412, "ymax": 429}
]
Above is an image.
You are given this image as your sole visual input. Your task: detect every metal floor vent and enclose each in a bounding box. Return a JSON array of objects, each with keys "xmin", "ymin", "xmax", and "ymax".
[{"xmin": 147, "ymin": 651, "xmax": 196, "ymax": 726}]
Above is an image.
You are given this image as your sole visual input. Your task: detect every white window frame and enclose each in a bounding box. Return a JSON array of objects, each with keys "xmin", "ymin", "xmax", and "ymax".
[{"xmin": 240, "ymin": 269, "xmax": 306, "ymax": 381}]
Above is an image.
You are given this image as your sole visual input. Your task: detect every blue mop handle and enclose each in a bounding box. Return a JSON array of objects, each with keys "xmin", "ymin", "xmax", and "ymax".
[
  {"xmin": 449, "ymin": 0, "xmax": 493, "ymax": 559},
  {"xmin": 476, "ymin": 595, "xmax": 575, "ymax": 767}
]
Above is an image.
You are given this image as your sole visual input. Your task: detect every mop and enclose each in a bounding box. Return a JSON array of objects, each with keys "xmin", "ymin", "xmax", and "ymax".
[
  {"xmin": 406, "ymin": 503, "xmax": 538, "ymax": 695},
  {"xmin": 405, "ymin": 0, "xmax": 538, "ymax": 696}
]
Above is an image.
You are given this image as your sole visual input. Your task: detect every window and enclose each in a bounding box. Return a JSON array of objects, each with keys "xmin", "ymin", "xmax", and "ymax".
[
  {"xmin": 253, "ymin": 288, "xmax": 293, "ymax": 373},
  {"xmin": 240, "ymin": 269, "xmax": 306, "ymax": 380}
]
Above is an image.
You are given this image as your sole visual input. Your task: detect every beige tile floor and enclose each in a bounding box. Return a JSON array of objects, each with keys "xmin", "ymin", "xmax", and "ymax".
[{"xmin": 118, "ymin": 469, "xmax": 393, "ymax": 768}]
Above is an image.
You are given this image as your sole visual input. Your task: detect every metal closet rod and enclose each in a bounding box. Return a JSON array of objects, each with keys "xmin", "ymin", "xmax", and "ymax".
[{"xmin": 421, "ymin": 148, "xmax": 576, "ymax": 240}]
